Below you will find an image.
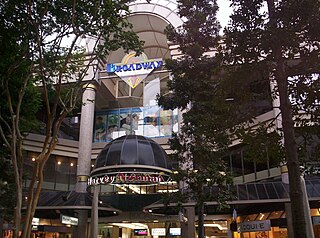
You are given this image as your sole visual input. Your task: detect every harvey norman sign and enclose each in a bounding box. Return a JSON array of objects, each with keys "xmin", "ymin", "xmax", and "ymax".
[
  {"xmin": 106, "ymin": 52, "xmax": 163, "ymax": 88},
  {"xmin": 88, "ymin": 172, "xmax": 171, "ymax": 186}
]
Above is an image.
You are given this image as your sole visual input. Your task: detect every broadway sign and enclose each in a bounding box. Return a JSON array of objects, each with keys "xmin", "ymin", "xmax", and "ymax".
[{"xmin": 106, "ymin": 52, "xmax": 163, "ymax": 88}]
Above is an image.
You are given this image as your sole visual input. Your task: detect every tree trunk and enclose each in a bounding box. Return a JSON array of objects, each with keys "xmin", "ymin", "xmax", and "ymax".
[
  {"xmin": 197, "ymin": 202, "xmax": 205, "ymax": 238},
  {"xmin": 267, "ymin": 1, "xmax": 309, "ymax": 236},
  {"xmin": 11, "ymin": 133, "xmax": 22, "ymax": 238},
  {"xmin": 276, "ymin": 62, "xmax": 308, "ymax": 238}
]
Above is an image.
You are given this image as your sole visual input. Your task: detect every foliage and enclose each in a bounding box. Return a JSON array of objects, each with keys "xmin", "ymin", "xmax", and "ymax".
[
  {"xmin": 238, "ymin": 125, "xmax": 284, "ymax": 165},
  {"xmin": 158, "ymin": 1, "xmax": 235, "ymax": 237},
  {"xmin": 0, "ymin": 0, "xmax": 143, "ymax": 237},
  {"xmin": 224, "ymin": 0, "xmax": 320, "ymax": 237},
  {"xmin": 0, "ymin": 149, "xmax": 15, "ymax": 222}
]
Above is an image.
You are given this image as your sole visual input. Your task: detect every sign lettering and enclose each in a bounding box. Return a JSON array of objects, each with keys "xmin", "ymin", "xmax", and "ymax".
[
  {"xmin": 106, "ymin": 52, "xmax": 163, "ymax": 88},
  {"xmin": 88, "ymin": 172, "xmax": 171, "ymax": 186},
  {"xmin": 239, "ymin": 220, "xmax": 271, "ymax": 232}
]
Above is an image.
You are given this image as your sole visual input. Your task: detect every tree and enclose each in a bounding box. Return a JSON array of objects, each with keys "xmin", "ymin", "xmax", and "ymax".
[
  {"xmin": 0, "ymin": 0, "xmax": 143, "ymax": 237},
  {"xmin": 158, "ymin": 1, "xmax": 236, "ymax": 237},
  {"xmin": 224, "ymin": 0, "xmax": 320, "ymax": 237},
  {"xmin": 0, "ymin": 149, "xmax": 16, "ymax": 236}
]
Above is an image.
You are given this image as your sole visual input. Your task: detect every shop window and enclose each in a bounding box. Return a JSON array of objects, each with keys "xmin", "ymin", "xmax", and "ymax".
[{"xmin": 93, "ymin": 106, "xmax": 178, "ymax": 142}]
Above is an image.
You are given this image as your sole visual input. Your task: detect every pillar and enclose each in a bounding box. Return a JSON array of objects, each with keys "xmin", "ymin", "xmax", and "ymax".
[
  {"xmin": 180, "ymin": 206, "xmax": 195, "ymax": 238},
  {"xmin": 301, "ymin": 176, "xmax": 315, "ymax": 238},
  {"xmin": 91, "ymin": 185, "xmax": 99, "ymax": 238},
  {"xmin": 281, "ymin": 165, "xmax": 294, "ymax": 238},
  {"xmin": 75, "ymin": 83, "xmax": 97, "ymax": 238}
]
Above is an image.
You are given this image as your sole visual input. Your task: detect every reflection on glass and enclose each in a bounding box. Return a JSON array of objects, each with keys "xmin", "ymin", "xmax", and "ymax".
[
  {"xmin": 94, "ymin": 115, "xmax": 107, "ymax": 142},
  {"xmin": 93, "ymin": 106, "xmax": 179, "ymax": 142},
  {"xmin": 120, "ymin": 109, "xmax": 133, "ymax": 135}
]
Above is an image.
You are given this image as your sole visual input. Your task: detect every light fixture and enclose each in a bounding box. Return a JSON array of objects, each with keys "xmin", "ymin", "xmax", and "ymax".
[
  {"xmin": 57, "ymin": 161, "xmax": 61, "ymax": 165},
  {"xmin": 32, "ymin": 157, "xmax": 36, "ymax": 161},
  {"xmin": 70, "ymin": 163, "xmax": 74, "ymax": 167}
]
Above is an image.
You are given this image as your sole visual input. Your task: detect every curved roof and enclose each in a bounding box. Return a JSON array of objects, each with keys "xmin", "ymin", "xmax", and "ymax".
[
  {"xmin": 105, "ymin": 0, "xmax": 183, "ymax": 63},
  {"xmin": 91, "ymin": 135, "xmax": 172, "ymax": 177}
]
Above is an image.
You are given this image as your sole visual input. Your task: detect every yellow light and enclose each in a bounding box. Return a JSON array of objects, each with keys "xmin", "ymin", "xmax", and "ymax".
[
  {"xmin": 32, "ymin": 157, "xmax": 36, "ymax": 161},
  {"xmin": 57, "ymin": 161, "xmax": 61, "ymax": 165},
  {"xmin": 70, "ymin": 163, "xmax": 74, "ymax": 167}
]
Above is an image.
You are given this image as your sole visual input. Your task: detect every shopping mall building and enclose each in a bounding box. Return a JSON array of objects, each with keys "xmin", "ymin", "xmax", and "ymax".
[{"xmin": 3, "ymin": 0, "xmax": 320, "ymax": 238}]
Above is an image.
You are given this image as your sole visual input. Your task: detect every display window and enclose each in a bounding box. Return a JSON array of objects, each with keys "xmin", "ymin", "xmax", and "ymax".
[{"xmin": 94, "ymin": 107, "xmax": 178, "ymax": 142}]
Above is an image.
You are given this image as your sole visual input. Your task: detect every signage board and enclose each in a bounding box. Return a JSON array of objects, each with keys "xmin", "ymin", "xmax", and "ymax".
[
  {"xmin": 106, "ymin": 52, "xmax": 163, "ymax": 88},
  {"xmin": 61, "ymin": 215, "xmax": 78, "ymax": 226},
  {"xmin": 169, "ymin": 228, "xmax": 181, "ymax": 236},
  {"xmin": 134, "ymin": 229, "xmax": 148, "ymax": 236},
  {"xmin": 239, "ymin": 220, "xmax": 271, "ymax": 232},
  {"xmin": 151, "ymin": 228, "xmax": 166, "ymax": 236},
  {"xmin": 32, "ymin": 217, "xmax": 40, "ymax": 225},
  {"xmin": 88, "ymin": 172, "xmax": 171, "ymax": 186},
  {"xmin": 312, "ymin": 216, "xmax": 320, "ymax": 225}
]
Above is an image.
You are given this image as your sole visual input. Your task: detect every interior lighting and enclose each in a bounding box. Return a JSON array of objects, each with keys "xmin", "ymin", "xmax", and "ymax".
[
  {"xmin": 70, "ymin": 163, "xmax": 74, "ymax": 167},
  {"xmin": 91, "ymin": 164, "xmax": 94, "ymax": 167},
  {"xmin": 173, "ymin": 171, "xmax": 179, "ymax": 174},
  {"xmin": 259, "ymin": 213, "xmax": 265, "ymax": 220},
  {"xmin": 32, "ymin": 157, "xmax": 36, "ymax": 161},
  {"xmin": 110, "ymin": 223, "xmax": 148, "ymax": 229},
  {"xmin": 57, "ymin": 161, "xmax": 61, "ymax": 165},
  {"xmin": 99, "ymin": 201, "xmax": 103, "ymax": 204},
  {"xmin": 203, "ymin": 224, "xmax": 227, "ymax": 230},
  {"xmin": 153, "ymin": 220, "xmax": 159, "ymax": 223},
  {"xmin": 148, "ymin": 209, "xmax": 152, "ymax": 213}
]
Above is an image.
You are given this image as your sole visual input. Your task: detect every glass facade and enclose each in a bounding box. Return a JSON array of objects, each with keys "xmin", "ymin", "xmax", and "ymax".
[
  {"xmin": 94, "ymin": 106, "xmax": 179, "ymax": 142},
  {"xmin": 24, "ymin": 153, "xmax": 77, "ymax": 191}
]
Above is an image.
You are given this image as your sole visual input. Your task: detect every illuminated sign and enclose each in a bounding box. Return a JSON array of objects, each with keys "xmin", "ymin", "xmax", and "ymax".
[
  {"xmin": 106, "ymin": 52, "xmax": 163, "ymax": 88},
  {"xmin": 239, "ymin": 220, "xmax": 271, "ymax": 232},
  {"xmin": 32, "ymin": 218, "xmax": 40, "ymax": 225},
  {"xmin": 61, "ymin": 215, "xmax": 78, "ymax": 226},
  {"xmin": 134, "ymin": 229, "xmax": 148, "ymax": 236},
  {"xmin": 151, "ymin": 228, "xmax": 166, "ymax": 236},
  {"xmin": 169, "ymin": 228, "xmax": 181, "ymax": 236},
  {"xmin": 88, "ymin": 172, "xmax": 171, "ymax": 186}
]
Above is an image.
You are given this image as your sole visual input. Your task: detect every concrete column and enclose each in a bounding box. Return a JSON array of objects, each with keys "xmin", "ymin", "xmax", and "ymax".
[
  {"xmin": 269, "ymin": 79, "xmax": 282, "ymax": 130},
  {"xmin": 73, "ymin": 210, "xmax": 88, "ymax": 238},
  {"xmin": 301, "ymin": 176, "xmax": 315, "ymax": 238},
  {"xmin": 75, "ymin": 83, "xmax": 96, "ymax": 238},
  {"xmin": 281, "ymin": 165, "xmax": 294, "ymax": 238},
  {"xmin": 76, "ymin": 83, "xmax": 96, "ymax": 193},
  {"xmin": 180, "ymin": 206, "xmax": 195, "ymax": 238},
  {"xmin": 91, "ymin": 185, "xmax": 99, "ymax": 238}
]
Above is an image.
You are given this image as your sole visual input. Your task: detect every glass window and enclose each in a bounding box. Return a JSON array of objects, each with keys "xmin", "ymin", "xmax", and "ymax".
[
  {"xmin": 94, "ymin": 115, "xmax": 107, "ymax": 142},
  {"xmin": 94, "ymin": 106, "xmax": 178, "ymax": 141},
  {"xmin": 43, "ymin": 156, "xmax": 56, "ymax": 189},
  {"xmin": 107, "ymin": 110, "xmax": 120, "ymax": 141}
]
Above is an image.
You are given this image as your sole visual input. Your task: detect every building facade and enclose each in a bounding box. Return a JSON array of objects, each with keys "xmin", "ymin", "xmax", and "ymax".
[{"xmin": 2, "ymin": 1, "xmax": 320, "ymax": 238}]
